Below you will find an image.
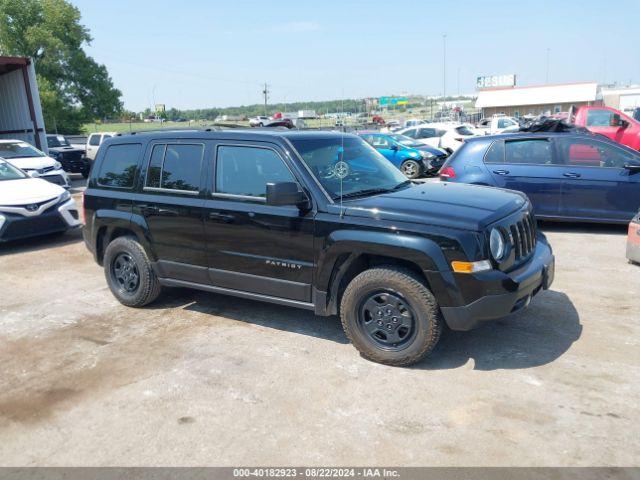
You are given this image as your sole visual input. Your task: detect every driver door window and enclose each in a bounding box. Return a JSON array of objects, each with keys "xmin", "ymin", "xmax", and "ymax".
[
  {"xmin": 586, "ymin": 110, "xmax": 613, "ymax": 127},
  {"xmin": 215, "ymin": 145, "xmax": 295, "ymax": 198},
  {"xmin": 417, "ymin": 128, "xmax": 437, "ymax": 139},
  {"xmin": 370, "ymin": 136, "xmax": 390, "ymax": 148},
  {"xmin": 557, "ymin": 137, "xmax": 638, "ymax": 169}
]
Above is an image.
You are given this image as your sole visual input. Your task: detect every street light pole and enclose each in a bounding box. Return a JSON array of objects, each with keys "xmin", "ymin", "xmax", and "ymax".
[
  {"xmin": 546, "ymin": 48, "xmax": 550, "ymax": 83},
  {"xmin": 442, "ymin": 34, "xmax": 447, "ymax": 104}
]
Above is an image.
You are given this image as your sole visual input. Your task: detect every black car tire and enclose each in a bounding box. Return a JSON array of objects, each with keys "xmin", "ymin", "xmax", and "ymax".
[
  {"xmin": 340, "ymin": 267, "xmax": 442, "ymax": 366},
  {"xmin": 401, "ymin": 160, "xmax": 422, "ymax": 179},
  {"xmin": 104, "ymin": 236, "xmax": 162, "ymax": 307}
]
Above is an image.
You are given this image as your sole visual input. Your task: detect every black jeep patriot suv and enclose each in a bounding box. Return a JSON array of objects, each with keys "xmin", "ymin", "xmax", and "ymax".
[{"xmin": 84, "ymin": 129, "xmax": 555, "ymax": 366}]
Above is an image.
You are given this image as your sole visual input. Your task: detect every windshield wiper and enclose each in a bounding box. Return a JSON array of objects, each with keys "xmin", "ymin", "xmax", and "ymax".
[
  {"xmin": 337, "ymin": 181, "xmax": 413, "ymax": 200},
  {"xmin": 337, "ymin": 187, "xmax": 395, "ymax": 199}
]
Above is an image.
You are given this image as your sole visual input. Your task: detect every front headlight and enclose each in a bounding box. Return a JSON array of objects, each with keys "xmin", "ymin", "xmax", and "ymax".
[
  {"xmin": 53, "ymin": 161, "xmax": 62, "ymax": 170},
  {"xmin": 490, "ymin": 228, "xmax": 507, "ymax": 261},
  {"xmin": 420, "ymin": 152, "xmax": 435, "ymax": 160},
  {"xmin": 59, "ymin": 190, "xmax": 71, "ymax": 203}
]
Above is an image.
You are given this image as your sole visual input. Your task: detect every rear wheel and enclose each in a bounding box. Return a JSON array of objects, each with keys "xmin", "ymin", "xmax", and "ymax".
[
  {"xmin": 401, "ymin": 160, "xmax": 422, "ymax": 179},
  {"xmin": 340, "ymin": 267, "xmax": 442, "ymax": 366},
  {"xmin": 104, "ymin": 236, "xmax": 161, "ymax": 307}
]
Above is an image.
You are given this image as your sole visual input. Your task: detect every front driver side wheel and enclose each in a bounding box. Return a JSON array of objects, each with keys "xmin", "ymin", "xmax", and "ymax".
[
  {"xmin": 340, "ymin": 267, "xmax": 443, "ymax": 366},
  {"xmin": 401, "ymin": 160, "xmax": 422, "ymax": 179}
]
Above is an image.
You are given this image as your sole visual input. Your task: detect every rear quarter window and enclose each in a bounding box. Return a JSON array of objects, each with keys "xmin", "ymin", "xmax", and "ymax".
[
  {"xmin": 483, "ymin": 140, "xmax": 505, "ymax": 163},
  {"xmin": 89, "ymin": 134, "xmax": 101, "ymax": 146},
  {"xmin": 96, "ymin": 143, "xmax": 142, "ymax": 188}
]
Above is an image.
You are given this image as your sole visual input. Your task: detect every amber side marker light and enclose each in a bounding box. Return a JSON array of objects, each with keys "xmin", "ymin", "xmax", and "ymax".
[{"xmin": 451, "ymin": 260, "xmax": 492, "ymax": 273}]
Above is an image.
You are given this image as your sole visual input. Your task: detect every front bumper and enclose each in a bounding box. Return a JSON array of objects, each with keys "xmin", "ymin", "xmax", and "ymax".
[
  {"xmin": 0, "ymin": 198, "xmax": 81, "ymax": 243},
  {"xmin": 440, "ymin": 235, "xmax": 555, "ymax": 331}
]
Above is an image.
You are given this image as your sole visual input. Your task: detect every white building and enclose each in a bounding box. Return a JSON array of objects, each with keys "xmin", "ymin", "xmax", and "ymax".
[{"xmin": 475, "ymin": 82, "xmax": 601, "ymax": 117}]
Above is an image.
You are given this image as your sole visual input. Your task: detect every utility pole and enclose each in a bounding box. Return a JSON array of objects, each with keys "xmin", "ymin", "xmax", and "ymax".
[
  {"xmin": 545, "ymin": 48, "xmax": 550, "ymax": 83},
  {"xmin": 442, "ymin": 34, "xmax": 447, "ymax": 105},
  {"xmin": 262, "ymin": 82, "xmax": 269, "ymax": 116}
]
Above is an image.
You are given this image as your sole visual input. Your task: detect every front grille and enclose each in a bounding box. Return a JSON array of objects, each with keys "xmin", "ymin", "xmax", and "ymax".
[
  {"xmin": 507, "ymin": 212, "xmax": 537, "ymax": 262},
  {"xmin": 5, "ymin": 197, "xmax": 58, "ymax": 212},
  {"xmin": 38, "ymin": 166, "xmax": 56, "ymax": 174}
]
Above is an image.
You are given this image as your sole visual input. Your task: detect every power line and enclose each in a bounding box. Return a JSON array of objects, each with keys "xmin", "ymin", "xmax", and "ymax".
[{"xmin": 262, "ymin": 82, "xmax": 269, "ymax": 116}]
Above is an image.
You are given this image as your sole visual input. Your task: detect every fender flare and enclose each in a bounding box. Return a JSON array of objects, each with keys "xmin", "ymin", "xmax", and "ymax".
[
  {"xmin": 315, "ymin": 230, "xmax": 454, "ymax": 315},
  {"xmin": 92, "ymin": 210, "xmax": 156, "ymax": 263}
]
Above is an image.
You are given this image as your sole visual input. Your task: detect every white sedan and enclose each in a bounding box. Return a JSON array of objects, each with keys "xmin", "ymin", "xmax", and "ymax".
[
  {"xmin": 0, "ymin": 139, "xmax": 70, "ymax": 187},
  {"xmin": 397, "ymin": 123, "xmax": 476, "ymax": 152},
  {"xmin": 0, "ymin": 158, "xmax": 81, "ymax": 243}
]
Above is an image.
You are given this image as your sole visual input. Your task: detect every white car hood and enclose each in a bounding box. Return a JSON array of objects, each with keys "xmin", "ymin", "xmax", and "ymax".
[
  {"xmin": 5, "ymin": 156, "xmax": 56, "ymax": 170},
  {"xmin": 0, "ymin": 178, "xmax": 64, "ymax": 205}
]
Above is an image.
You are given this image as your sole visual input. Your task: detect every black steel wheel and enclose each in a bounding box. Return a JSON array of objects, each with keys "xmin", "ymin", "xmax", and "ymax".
[
  {"xmin": 103, "ymin": 236, "xmax": 162, "ymax": 307},
  {"xmin": 340, "ymin": 267, "xmax": 443, "ymax": 366},
  {"xmin": 111, "ymin": 252, "xmax": 140, "ymax": 294},
  {"xmin": 358, "ymin": 290, "xmax": 417, "ymax": 350}
]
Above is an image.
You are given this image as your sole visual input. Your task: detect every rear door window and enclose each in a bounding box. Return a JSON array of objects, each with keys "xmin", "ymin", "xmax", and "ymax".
[
  {"xmin": 417, "ymin": 128, "xmax": 437, "ymax": 139},
  {"xmin": 504, "ymin": 139, "xmax": 554, "ymax": 165},
  {"xmin": 97, "ymin": 143, "xmax": 141, "ymax": 188},
  {"xmin": 89, "ymin": 134, "xmax": 101, "ymax": 146},
  {"xmin": 145, "ymin": 143, "xmax": 203, "ymax": 192}
]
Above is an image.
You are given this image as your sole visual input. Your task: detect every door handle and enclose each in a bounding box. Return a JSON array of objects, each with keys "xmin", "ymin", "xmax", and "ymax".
[
  {"xmin": 157, "ymin": 208, "xmax": 179, "ymax": 216},
  {"xmin": 563, "ymin": 172, "xmax": 582, "ymax": 178},
  {"xmin": 140, "ymin": 205, "xmax": 178, "ymax": 216},
  {"xmin": 492, "ymin": 169, "xmax": 510, "ymax": 175},
  {"xmin": 140, "ymin": 205, "xmax": 159, "ymax": 215},
  {"xmin": 208, "ymin": 212, "xmax": 235, "ymax": 223}
]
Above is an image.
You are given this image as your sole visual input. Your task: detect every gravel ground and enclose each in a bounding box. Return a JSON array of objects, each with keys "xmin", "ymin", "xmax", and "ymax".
[{"xmin": 0, "ymin": 179, "xmax": 638, "ymax": 466}]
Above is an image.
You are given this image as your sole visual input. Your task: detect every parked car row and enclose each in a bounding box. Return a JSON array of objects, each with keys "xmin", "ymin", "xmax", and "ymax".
[
  {"xmin": 359, "ymin": 132, "xmax": 448, "ymax": 178},
  {"xmin": 440, "ymin": 131, "xmax": 640, "ymax": 224},
  {"xmin": 0, "ymin": 158, "xmax": 81, "ymax": 243}
]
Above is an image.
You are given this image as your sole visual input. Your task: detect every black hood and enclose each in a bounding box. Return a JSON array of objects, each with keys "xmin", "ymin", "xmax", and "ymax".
[{"xmin": 342, "ymin": 182, "xmax": 528, "ymax": 231}]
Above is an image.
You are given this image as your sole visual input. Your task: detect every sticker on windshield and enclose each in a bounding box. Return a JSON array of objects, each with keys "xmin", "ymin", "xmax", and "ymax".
[{"xmin": 333, "ymin": 161, "xmax": 349, "ymax": 179}]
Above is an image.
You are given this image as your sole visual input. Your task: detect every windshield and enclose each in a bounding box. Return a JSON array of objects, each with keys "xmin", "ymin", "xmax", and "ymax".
[
  {"xmin": 0, "ymin": 142, "xmax": 45, "ymax": 159},
  {"xmin": 388, "ymin": 134, "xmax": 423, "ymax": 148},
  {"xmin": 47, "ymin": 135, "xmax": 70, "ymax": 148},
  {"xmin": 290, "ymin": 136, "xmax": 409, "ymax": 199},
  {"xmin": 0, "ymin": 159, "xmax": 27, "ymax": 181}
]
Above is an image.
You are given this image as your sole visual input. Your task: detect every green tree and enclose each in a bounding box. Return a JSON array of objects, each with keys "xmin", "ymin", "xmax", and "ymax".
[{"xmin": 0, "ymin": 0, "xmax": 122, "ymax": 133}]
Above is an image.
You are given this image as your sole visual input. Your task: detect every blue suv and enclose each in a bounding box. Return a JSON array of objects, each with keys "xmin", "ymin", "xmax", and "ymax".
[
  {"xmin": 440, "ymin": 132, "xmax": 640, "ymax": 223},
  {"xmin": 359, "ymin": 132, "xmax": 448, "ymax": 178}
]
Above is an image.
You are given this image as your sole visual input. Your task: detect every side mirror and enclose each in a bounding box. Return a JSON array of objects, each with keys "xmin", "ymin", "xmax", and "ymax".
[
  {"xmin": 266, "ymin": 182, "xmax": 307, "ymax": 207},
  {"xmin": 611, "ymin": 113, "xmax": 622, "ymax": 127},
  {"xmin": 390, "ymin": 144, "xmax": 399, "ymax": 151},
  {"xmin": 27, "ymin": 170, "xmax": 40, "ymax": 178}
]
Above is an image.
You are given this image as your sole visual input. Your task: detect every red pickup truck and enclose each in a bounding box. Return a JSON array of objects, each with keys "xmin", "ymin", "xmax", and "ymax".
[{"xmin": 574, "ymin": 106, "xmax": 640, "ymax": 151}]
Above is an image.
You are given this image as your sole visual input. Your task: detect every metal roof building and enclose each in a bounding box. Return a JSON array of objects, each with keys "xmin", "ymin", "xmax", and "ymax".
[
  {"xmin": 0, "ymin": 56, "xmax": 46, "ymax": 150},
  {"xmin": 475, "ymin": 82, "xmax": 602, "ymax": 117}
]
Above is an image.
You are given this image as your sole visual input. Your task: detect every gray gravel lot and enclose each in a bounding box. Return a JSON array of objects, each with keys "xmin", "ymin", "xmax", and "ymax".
[{"xmin": 0, "ymin": 179, "xmax": 638, "ymax": 466}]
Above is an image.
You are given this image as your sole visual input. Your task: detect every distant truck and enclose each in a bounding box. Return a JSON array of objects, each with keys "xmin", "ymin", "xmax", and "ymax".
[
  {"xmin": 476, "ymin": 115, "xmax": 520, "ymax": 135},
  {"xmin": 573, "ymin": 106, "xmax": 640, "ymax": 151},
  {"xmin": 0, "ymin": 56, "xmax": 47, "ymax": 151}
]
